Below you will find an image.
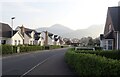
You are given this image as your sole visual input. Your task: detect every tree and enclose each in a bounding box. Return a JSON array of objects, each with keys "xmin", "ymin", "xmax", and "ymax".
[
  {"xmin": 87, "ymin": 37, "xmax": 94, "ymax": 46},
  {"xmin": 93, "ymin": 38, "xmax": 100, "ymax": 46}
]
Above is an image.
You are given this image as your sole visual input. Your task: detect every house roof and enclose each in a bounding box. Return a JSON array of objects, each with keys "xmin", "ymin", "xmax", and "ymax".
[
  {"xmin": 19, "ymin": 26, "xmax": 40, "ymax": 39},
  {"xmin": 0, "ymin": 23, "xmax": 18, "ymax": 38},
  {"xmin": 108, "ymin": 6, "xmax": 120, "ymax": 32},
  {"xmin": 104, "ymin": 31, "xmax": 114, "ymax": 39},
  {"xmin": 25, "ymin": 31, "xmax": 32, "ymax": 38},
  {"xmin": 19, "ymin": 26, "xmax": 34, "ymax": 32},
  {"xmin": 48, "ymin": 33, "xmax": 54, "ymax": 39},
  {"xmin": 34, "ymin": 33, "xmax": 40, "ymax": 40}
]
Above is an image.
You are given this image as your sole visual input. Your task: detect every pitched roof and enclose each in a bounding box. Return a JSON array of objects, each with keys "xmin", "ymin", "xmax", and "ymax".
[
  {"xmin": 104, "ymin": 31, "xmax": 115, "ymax": 39},
  {"xmin": 0, "ymin": 23, "xmax": 20, "ymax": 38},
  {"xmin": 25, "ymin": 31, "xmax": 32, "ymax": 38},
  {"xmin": 108, "ymin": 6, "xmax": 120, "ymax": 32},
  {"xmin": 48, "ymin": 33, "xmax": 54, "ymax": 39},
  {"xmin": 34, "ymin": 33, "xmax": 40, "ymax": 40},
  {"xmin": 19, "ymin": 26, "xmax": 34, "ymax": 32},
  {"xmin": 0, "ymin": 23, "xmax": 12, "ymax": 37}
]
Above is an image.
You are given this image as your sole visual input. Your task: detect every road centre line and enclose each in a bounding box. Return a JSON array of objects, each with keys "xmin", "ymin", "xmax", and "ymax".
[{"xmin": 20, "ymin": 54, "xmax": 58, "ymax": 77}]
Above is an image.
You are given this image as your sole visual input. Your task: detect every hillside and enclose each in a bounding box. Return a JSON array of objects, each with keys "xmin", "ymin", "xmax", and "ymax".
[{"xmin": 36, "ymin": 24, "xmax": 104, "ymax": 39}]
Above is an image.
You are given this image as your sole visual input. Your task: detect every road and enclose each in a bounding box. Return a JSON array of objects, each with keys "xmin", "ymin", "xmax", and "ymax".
[{"xmin": 2, "ymin": 48, "xmax": 77, "ymax": 77}]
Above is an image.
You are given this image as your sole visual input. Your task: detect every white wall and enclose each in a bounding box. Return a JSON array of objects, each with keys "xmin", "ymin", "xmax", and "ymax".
[
  {"xmin": 24, "ymin": 33, "xmax": 31, "ymax": 44},
  {"xmin": 100, "ymin": 40, "xmax": 104, "ymax": 48},
  {"xmin": 48, "ymin": 37, "xmax": 53, "ymax": 45},
  {"xmin": 11, "ymin": 32, "xmax": 23, "ymax": 45},
  {"xmin": 36, "ymin": 38, "xmax": 45, "ymax": 46},
  {"xmin": 0, "ymin": 37, "xmax": 12, "ymax": 45}
]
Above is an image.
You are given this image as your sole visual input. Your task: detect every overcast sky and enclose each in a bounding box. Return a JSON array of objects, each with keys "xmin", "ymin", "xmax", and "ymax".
[{"xmin": 0, "ymin": 0, "xmax": 120, "ymax": 30}]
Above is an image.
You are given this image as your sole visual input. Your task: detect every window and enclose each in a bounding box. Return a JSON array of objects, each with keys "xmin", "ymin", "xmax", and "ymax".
[
  {"xmin": 39, "ymin": 41, "xmax": 41, "ymax": 45},
  {"xmin": 1, "ymin": 40, "xmax": 6, "ymax": 44},
  {"xmin": 108, "ymin": 40, "xmax": 113, "ymax": 50},
  {"xmin": 18, "ymin": 40, "xmax": 20, "ymax": 44},
  {"xmin": 104, "ymin": 40, "xmax": 113, "ymax": 50},
  {"xmin": 15, "ymin": 40, "xmax": 17, "ymax": 45}
]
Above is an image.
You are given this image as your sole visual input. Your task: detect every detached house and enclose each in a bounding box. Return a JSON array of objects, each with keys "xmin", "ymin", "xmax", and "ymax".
[
  {"xmin": 48, "ymin": 33, "xmax": 61, "ymax": 45},
  {"xmin": 16, "ymin": 25, "xmax": 44, "ymax": 46},
  {"xmin": 0, "ymin": 23, "xmax": 24, "ymax": 45},
  {"xmin": 100, "ymin": 6, "xmax": 120, "ymax": 50}
]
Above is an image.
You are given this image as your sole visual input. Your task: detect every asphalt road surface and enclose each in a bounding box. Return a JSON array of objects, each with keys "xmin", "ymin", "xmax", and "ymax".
[{"xmin": 2, "ymin": 48, "xmax": 77, "ymax": 77}]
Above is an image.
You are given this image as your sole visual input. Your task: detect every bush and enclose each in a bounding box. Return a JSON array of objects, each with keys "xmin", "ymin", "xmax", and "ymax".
[
  {"xmin": 76, "ymin": 50, "xmax": 120, "ymax": 60},
  {"xmin": 65, "ymin": 49, "xmax": 120, "ymax": 76},
  {"xmin": 19, "ymin": 46, "xmax": 44, "ymax": 52},
  {"xmin": 2, "ymin": 44, "xmax": 63, "ymax": 54},
  {"xmin": 2, "ymin": 45, "xmax": 13, "ymax": 54},
  {"xmin": 94, "ymin": 46, "xmax": 102, "ymax": 50},
  {"xmin": 50, "ymin": 45, "xmax": 61, "ymax": 49}
]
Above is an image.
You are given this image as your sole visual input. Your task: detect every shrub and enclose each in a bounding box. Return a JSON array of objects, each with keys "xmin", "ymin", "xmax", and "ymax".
[
  {"xmin": 76, "ymin": 50, "xmax": 120, "ymax": 60},
  {"xmin": 2, "ymin": 45, "xmax": 13, "ymax": 54},
  {"xmin": 65, "ymin": 49, "xmax": 120, "ymax": 76},
  {"xmin": 50, "ymin": 45, "xmax": 61, "ymax": 49},
  {"xmin": 2, "ymin": 44, "xmax": 62, "ymax": 54},
  {"xmin": 94, "ymin": 46, "xmax": 102, "ymax": 50},
  {"xmin": 19, "ymin": 46, "xmax": 45, "ymax": 52}
]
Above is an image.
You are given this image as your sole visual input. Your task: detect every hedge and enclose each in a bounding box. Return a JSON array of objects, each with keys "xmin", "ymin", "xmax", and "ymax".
[
  {"xmin": 2, "ymin": 45, "xmax": 65, "ymax": 54},
  {"xmin": 19, "ymin": 46, "xmax": 44, "ymax": 52},
  {"xmin": 76, "ymin": 50, "xmax": 120, "ymax": 60},
  {"xmin": 65, "ymin": 49, "xmax": 120, "ymax": 76},
  {"xmin": 2, "ymin": 45, "xmax": 17, "ymax": 54}
]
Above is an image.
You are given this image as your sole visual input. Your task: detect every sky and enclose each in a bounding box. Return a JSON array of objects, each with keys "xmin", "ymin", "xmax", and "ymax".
[{"xmin": 0, "ymin": 0, "xmax": 120, "ymax": 30}]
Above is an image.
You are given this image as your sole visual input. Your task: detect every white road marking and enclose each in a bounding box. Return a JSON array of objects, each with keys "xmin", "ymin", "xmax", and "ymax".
[{"xmin": 20, "ymin": 54, "xmax": 58, "ymax": 77}]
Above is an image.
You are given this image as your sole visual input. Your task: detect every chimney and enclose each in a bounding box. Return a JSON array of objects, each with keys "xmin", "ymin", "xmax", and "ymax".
[
  {"xmin": 45, "ymin": 31, "xmax": 48, "ymax": 46},
  {"xmin": 21, "ymin": 25, "xmax": 25, "ymax": 33}
]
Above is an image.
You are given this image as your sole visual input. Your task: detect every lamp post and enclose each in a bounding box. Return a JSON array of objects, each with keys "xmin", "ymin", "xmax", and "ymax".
[{"xmin": 11, "ymin": 17, "xmax": 15, "ymax": 52}]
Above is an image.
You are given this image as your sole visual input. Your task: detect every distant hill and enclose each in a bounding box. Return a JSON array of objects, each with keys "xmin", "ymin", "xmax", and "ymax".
[
  {"xmin": 36, "ymin": 24, "xmax": 104, "ymax": 39},
  {"xmin": 62, "ymin": 25, "xmax": 104, "ymax": 39},
  {"xmin": 36, "ymin": 24, "xmax": 73, "ymax": 35}
]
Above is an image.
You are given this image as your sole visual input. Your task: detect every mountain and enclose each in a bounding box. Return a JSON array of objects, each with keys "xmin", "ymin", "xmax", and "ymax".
[
  {"xmin": 62, "ymin": 25, "xmax": 104, "ymax": 39},
  {"xmin": 36, "ymin": 24, "xmax": 104, "ymax": 39},
  {"xmin": 36, "ymin": 24, "xmax": 73, "ymax": 35}
]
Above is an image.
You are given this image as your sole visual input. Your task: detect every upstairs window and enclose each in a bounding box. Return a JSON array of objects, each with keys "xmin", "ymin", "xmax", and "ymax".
[
  {"xmin": 15, "ymin": 40, "xmax": 17, "ymax": 45},
  {"xmin": 18, "ymin": 40, "xmax": 20, "ymax": 44}
]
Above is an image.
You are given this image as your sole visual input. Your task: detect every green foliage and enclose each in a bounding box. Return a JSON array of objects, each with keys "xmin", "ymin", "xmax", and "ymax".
[
  {"xmin": 94, "ymin": 46, "xmax": 102, "ymax": 50},
  {"xmin": 65, "ymin": 49, "xmax": 120, "ymax": 76},
  {"xmin": 76, "ymin": 50, "xmax": 120, "ymax": 60},
  {"xmin": 50, "ymin": 45, "xmax": 61, "ymax": 49},
  {"xmin": 19, "ymin": 46, "xmax": 45, "ymax": 52},
  {"xmin": 2, "ymin": 45, "xmax": 13, "ymax": 54},
  {"xmin": 2, "ymin": 45, "xmax": 63, "ymax": 54}
]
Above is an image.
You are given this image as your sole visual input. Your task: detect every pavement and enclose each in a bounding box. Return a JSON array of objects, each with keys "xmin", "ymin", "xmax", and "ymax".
[{"xmin": 2, "ymin": 48, "xmax": 77, "ymax": 77}]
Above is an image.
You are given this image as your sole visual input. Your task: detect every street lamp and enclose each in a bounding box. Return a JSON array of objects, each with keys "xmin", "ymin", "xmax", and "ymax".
[
  {"xmin": 11, "ymin": 16, "xmax": 15, "ymax": 40},
  {"xmin": 11, "ymin": 17, "xmax": 15, "ymax": 52},
  {"xmin": 11, "ymin": 17, "xmax": 15, "ymax": 29}
]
